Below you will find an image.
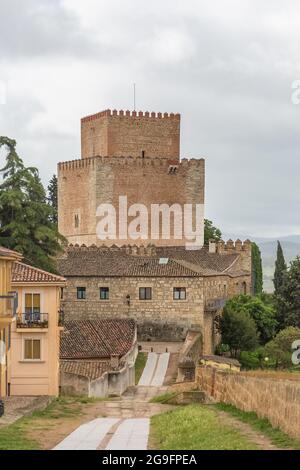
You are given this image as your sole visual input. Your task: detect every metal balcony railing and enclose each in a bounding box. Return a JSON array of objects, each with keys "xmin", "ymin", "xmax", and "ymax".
[{"xmin": 17, "ymin": 313, "xmax": 48, "ymax": 328}]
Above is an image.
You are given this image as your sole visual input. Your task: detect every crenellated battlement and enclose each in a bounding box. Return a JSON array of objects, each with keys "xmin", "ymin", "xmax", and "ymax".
[
  {"xmin": 58, "ymin": 155, "xmax": 205, "ymax": 173},
  {"xmin": 209, "ymin": 239, "xmax": 252, "ymax": 254},
  {"xmin": 81, "ymin": 109, "xmax": 181, "ymax": 123}
]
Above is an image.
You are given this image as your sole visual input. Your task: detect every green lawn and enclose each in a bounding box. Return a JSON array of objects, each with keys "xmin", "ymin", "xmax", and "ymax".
[
  {"xmin": 215, "ymin": 403, "xmax": 300, "ymax": 450},
  {"xmin": 135, "ymin": 352, "xmax": 147, "ymax": 384},
  {"xmin": 150, "ymin": 404, "xmax": 259, "ymax": 450},
  {"xmin": 0, "ymin": 396, "xmax": 104, "ymax": 450}
]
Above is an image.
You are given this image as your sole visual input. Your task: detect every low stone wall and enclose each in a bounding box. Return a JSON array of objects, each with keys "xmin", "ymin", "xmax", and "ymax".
[{"xmin": 197, "ymin": 366, "xmax": 300, "ymax": 440}]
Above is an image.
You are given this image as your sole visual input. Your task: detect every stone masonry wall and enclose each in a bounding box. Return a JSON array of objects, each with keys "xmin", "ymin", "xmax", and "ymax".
[
  {"xmin": 197, "ymin": 366, "xmax": 300, "ymax": 440},
  {"xmin": 58, "ymin": 156, "xmax": 205, "ymax": 247},
  {"xmin": 81, "ymin": 110, "xmax": 180, "ymax": 159},
  {"xmin": 62, "ymin": 276, "xmax": 204, "ymax": 342}
]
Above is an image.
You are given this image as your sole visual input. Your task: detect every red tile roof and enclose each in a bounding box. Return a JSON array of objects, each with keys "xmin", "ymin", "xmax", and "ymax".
[
  {"xmin": 12, "ymin": 262, "xmax": 66, "ymax": 284},
  {"xmin": 60, "ymin": 319, "xmax": 136, "ymax": 360},
  {"xmin": 60, "ymin": 360, "xmax": 111, "ymax": 380}
]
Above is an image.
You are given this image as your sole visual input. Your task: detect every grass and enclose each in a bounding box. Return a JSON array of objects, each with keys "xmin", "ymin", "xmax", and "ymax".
[
  {"xmin": 215, "ymin": 403, "xmax": 300, "ymax": 450},
  {"xmin": 0, "ymin": 396, "xmax": 104, "ymax": 450},
  {"xmin": 150, "ymin": 404, "xmax": 259, "ymax": 450},
  {"xmin": 149, "ymin": 391, "xmax": 178, "ymax": 403},
  {"xmin": 135, "ymin": 352, "xmax": 147, "ymax": 384}
]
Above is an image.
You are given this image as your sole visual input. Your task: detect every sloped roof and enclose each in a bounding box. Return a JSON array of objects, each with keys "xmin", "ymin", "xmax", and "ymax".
[
  {"xmin": 0, "ymin": 246, "xmax": 22, "ymax": 260},
  {"xmin": 57, "ymin": 245, "xmax": 240, "ymax": 278},
  {"xmin": 60, "ymin": 319, "xmax": 136, "ymax": 360},
  {"xmin": 60, "ymin": 360, "xmax": 111, "ymax": 380},
  {"xmin": 12, "ymin": 262, "xmax": 66, "ymax": 284}
]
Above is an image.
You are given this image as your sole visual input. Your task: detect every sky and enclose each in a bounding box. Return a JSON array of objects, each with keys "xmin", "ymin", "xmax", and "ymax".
[{"xmin": 0, "ymin": 0, "xmax": 300, "ymax": 239}]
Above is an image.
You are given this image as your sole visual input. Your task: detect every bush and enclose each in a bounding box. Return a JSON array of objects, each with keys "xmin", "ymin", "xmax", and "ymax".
[{"xmin": 264, "ymin": 326, "xmax": 300, "ymax": 368}]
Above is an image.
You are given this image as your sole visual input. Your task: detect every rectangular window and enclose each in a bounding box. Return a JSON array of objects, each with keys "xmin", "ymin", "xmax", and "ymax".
[
  {"xmin": 25, "ymin": 293, "xmax": 41, "ymax": 314},
  {"xmin": 77, "ymin": 287, "xmax": 86, "ymax": 300},
  {"xmin": 100, "ymin": 287, "xmax": 109, "ymax": 300},
  {"xmin": 173, "ymin": 287, "xmax": 186, "ymax": 300},
  {"xmin": 24, "ymin": 339, "xmax": 41, "ymax": 360},
  {"xmin": 139, "ymin": 287, "xmax": 152, "ymax": 300}
]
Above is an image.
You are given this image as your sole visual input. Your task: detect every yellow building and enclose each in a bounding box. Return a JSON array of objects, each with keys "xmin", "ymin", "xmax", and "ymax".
[
  {"xmin": 0, "ymin": 247, "xmax": 22, "ymax": 398},
  {"xmin": 9, "ymin": 261, "xmax": 65, "ymax": 396}
]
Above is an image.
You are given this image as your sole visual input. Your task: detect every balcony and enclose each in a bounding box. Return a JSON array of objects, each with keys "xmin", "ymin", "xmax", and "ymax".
[{"xmin": 17, "ymin": 313, "xmax": 48, "ymax": 329}]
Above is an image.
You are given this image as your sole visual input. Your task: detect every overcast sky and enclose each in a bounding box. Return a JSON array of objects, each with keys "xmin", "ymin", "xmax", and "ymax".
[{"xmin": 0, "ymin": 0, "xmax": 300, "ymax": 238}]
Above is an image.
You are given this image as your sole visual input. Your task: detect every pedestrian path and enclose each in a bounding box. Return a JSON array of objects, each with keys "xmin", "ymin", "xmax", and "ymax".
[
  {"xmin": 138, "ymin": 352, "xmax": 170, "ymax": 387},
  {"xmin": 54, "ymin": 352, "xmax": 171, "ymax": 451}
]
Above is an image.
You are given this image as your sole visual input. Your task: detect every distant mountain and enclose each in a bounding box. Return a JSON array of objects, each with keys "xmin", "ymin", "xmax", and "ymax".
[{"xmin": 223, "ymin": 233, "xmax": 300, "ymax": 293}]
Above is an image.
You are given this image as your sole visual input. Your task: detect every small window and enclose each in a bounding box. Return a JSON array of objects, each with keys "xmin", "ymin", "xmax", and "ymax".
[
  {"xmin": 25, "ymin": 293, "xmax": 40, "ymax": 314},
  {"xmin": 173, "ymin": 287, "xmax": 186, "ymax": 300},
  {"xmin": 60, "ymin": 288, "xmax": 64, "ymax": 300},
  {"xmin": 74, "ymin": 214, "xmax": 79, "ymax": 228},
  {"xmin": 77, "ymin": 287, "xmax": 86, "ymax": 300},
  {"xmin": 24, "ymin": 339, "xmax": 41, "ymax": 360},
  {"xmin": 100, "ymin": 287, "xmax": 109, "ymax": 300},
  {"xmin": 139, "ymin": 287, "xmax": 152, "ymax": 300}
]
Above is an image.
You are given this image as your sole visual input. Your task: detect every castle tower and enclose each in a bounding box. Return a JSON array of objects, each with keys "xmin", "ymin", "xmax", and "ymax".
[
  {"xmin": 58, "ymin": 109, "xmax": 205, "ymax": 248},
  {"xmin": 81, "ymin": 109, "xmax": 181, "ymax": 160}
]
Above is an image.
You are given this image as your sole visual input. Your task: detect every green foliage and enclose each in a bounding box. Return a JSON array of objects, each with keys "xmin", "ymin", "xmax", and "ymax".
[
  {"xmin": 47, "ymin": 174, "xmax": 58, "ymax": 225},
  {"xmin": 251, "ymin": 242, "xmax": 263, "ymax": 295},
  {"xmin": 150, "ymin": 391, "xmax": 178, "ymax": 404},
  {"xmin": 224, "ymin": 295, "xmax": 277, "ymax": 344},
  {"xmin": 239, "ymin": 348, "xmax": 266, "ymax": 369},
  {"xmin": 220, "ymin": 303, "xmax": 259, "ymax": 357},
  {"xmin": 150, "ymin": 405, "xmax": 258, "ymax": 450},
  {"xmin": 0, "ymin": 137, "xmax": 65, "ymax": 272},
  {"xmin": 215, "ymin": 403, "xmax": 300, "ymax": 450},
  {"xmin": 275, "ymin": 257, "xmax": 300, "ymax": 329},
  {"xmin": 204, "ymin": 219, "xmax": 222, "ymax": 245},
  {"xmin": 273, "ymin": 241, "xmax": 287, "ymax": 294},
  {"xmin": 264, "ymin": 326, "xmax": 300, "ymax": 368}
]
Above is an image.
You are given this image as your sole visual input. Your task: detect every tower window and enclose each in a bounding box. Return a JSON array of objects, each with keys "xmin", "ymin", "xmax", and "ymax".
[{"xmin": 74, "ymin": 214, "xmax": 79, "ymax": 228}]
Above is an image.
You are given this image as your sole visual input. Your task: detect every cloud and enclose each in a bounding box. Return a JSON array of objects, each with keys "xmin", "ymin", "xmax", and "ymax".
[{"xmin": 1, "ymin": 0, "xmax": 300, "ymax": 237}]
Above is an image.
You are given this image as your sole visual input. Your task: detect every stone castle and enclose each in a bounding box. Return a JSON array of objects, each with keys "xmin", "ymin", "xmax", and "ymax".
[
  {"xmin": 57, "ymin": 109, "xmax": 252, "ymax": 354},
  {"xmin": 58, "ymin": 109, "xmax": 204, "ymax": 247}
]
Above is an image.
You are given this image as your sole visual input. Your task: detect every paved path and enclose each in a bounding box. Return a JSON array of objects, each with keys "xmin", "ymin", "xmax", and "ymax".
[
  {"xmin": 54, "ymin": 353, "xmax": 171, "ymax": 451},
  {"xmin": 138, "ymin": 352, "xmax": 170, "ymax": 387}
]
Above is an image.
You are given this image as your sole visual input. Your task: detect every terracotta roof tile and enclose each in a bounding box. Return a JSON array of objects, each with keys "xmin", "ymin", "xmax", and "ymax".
[
  {"xmin": 60, "ymin": 319, "xmax": 136, "ymax": 360},
  {"xmin": 12, "ymin": 262, "xmax": 66, "ymax": 284},
  {"xmin": 60, "ymin": 360, "xmax": 111, "ymax": 380},
  {"xmin": 57, "ymin": 245, "xmax": 240, "ymax": 278}
]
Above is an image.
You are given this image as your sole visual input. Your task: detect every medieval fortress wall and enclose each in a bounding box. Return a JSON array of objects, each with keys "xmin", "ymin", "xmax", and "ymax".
[
  {"xmin": 58, "ymin": 110, "xmax": 205, "ymax": 247},
  {"xmin": 81, "ymin": 109, "xmax": 181, "ymax": 159}
]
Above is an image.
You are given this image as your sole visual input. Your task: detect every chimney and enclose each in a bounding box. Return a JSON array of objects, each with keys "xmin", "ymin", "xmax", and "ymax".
[
  {"xmin": 110, "ymin": 354, "xmax": 119, "ymax": 370},
  {"xmin": 209, "ymin": 239, "xmax": 216, "ymax": 253}
]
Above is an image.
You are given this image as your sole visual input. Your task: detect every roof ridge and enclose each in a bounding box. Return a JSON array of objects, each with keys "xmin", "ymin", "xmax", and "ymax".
[{"xmin": 14, "ymin": 261, "xmax": 66, "ymax": 282}]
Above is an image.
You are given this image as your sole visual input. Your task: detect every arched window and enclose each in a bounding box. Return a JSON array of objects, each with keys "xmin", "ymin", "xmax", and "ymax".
[{"xmin": 74, "ymin": 214, "xmax": 79, "ymax": 228}]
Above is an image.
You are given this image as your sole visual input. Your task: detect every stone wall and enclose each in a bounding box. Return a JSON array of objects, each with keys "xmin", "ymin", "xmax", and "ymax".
[
  {"xmin": 62, "ymin": 276, "xmax": 204, "ymax": 342},
  {"xmin": 197, "ymin": 366, "xmax": 300, "ymax": 440},
  {"xmin": 58, "ymin": 156, "xmax": 205, "ymax": 247},
  {"xmin": 81, "ymin": 109, "xmax": 180, "ymax": 159}
]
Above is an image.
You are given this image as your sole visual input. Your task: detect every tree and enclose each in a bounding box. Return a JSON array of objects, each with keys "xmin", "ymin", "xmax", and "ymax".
[
  {"xmin": 264, "ymin": 326, "xmax": 300, "ymax": 368},
  {"xmin": 204, "ymin": 219, "xmax": 222, "ymax": 245},
  {"xmin": 275, "ymin": 257, "xmax": 300, "ymax": 329},
  {"xmin": 273, "ymin": 241, "xmax": 287, "ymax": 295},
  {"xmin": 219, "ymin": 304, "xmax": 259, "ymax": 357},
  {"xmin": 0, "ymin": 137, "xmax": 64, "ymax": 272},
  {"xmin": 224, "ymin": 295, "xmax": 277, "ymax": 344},
  {"xmin": 251, "ymin": 242, "xmax": 263, "ymax": 295},
  {"xmin": 47, "ymin": 174, "xmax": 58, "ymax": 225}
]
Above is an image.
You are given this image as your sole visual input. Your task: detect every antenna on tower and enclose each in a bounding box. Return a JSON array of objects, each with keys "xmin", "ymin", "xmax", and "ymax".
[{"xmin": 133, "ymin": 83, "xmax": 136, "ymax": 111}]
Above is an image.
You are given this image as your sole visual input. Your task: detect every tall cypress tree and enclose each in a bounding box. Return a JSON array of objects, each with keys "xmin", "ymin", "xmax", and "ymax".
[
  {"xmin": 0, "ymin": 136, "xmax": 64, "ymax": 272},
  {"xmin": 47, "ymin": 174, "xmax": 58, "ymax": 225},
  {"xmin": 251, "ymin": 242, "xmax": 263, "ymax": 295},
  {"xmin": 273, "ymin": 241, "xmax": 287, "ymax": 295}
]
